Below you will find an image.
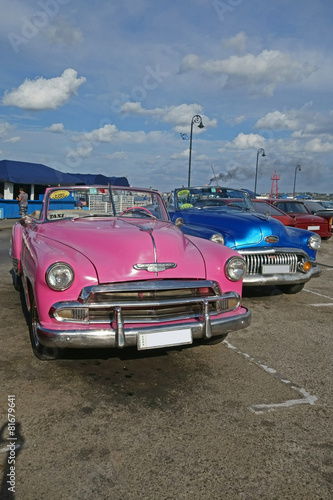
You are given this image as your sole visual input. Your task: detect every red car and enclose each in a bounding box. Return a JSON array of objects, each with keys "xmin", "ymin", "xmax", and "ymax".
[
  {"xmin": 264, "ymin": 199, "xmax": 332, "ymax": 239},
  {"xmin": 251, "ymin": 200, "xmax": 297, "ymax": 227}
]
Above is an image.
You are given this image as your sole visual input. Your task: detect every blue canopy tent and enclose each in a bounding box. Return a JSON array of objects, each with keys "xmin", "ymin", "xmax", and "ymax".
[
  {"xmin": 70, "ymin": 173, "xmax": 129, "ymax": 186},
  {"xmin": 0, "ymin": 159, "xmax": 129, "ymax": 187}
]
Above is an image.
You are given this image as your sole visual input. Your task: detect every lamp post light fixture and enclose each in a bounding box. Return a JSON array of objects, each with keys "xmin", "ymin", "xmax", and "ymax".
[
  {"xmin": 254, "ymin": 148, "xmax": 266, "ymax": 195},
  {"xmin": 293, "ymin": 164, "xmax": 301, "ymax": 198},
  {"xmin": 188, "ymin": 114, "xmax": 204, "ymax": 187}
]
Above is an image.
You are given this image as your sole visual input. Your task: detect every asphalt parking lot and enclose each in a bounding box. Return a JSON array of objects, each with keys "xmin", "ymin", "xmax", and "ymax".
[{"xmin": 0, "ymin": 221, "xmax": 332, "ymax": 500}]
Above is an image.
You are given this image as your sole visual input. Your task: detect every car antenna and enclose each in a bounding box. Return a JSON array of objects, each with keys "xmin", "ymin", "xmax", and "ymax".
[{"xmin": 210, "ymin": 165, "xmax": 220, "ymax": 186}]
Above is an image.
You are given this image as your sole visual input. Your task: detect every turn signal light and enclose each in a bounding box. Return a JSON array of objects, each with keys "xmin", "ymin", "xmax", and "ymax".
[{"xmin": 298, "ymin": 261, "xmax": 312, "ymax": 273}]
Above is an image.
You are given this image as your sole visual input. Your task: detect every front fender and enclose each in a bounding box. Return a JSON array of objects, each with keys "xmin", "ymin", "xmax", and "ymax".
[
  {"xmin": 175, "ymin": 221, "xmax": 236, "ymax": 248},
  {"xmin": 21, "ymin": 236, "xmax": 99, "ymax": 325},
  {"xmin": 10, "ymin": 222, "xmax": 24, "ymax": 273},
  {"xmin": 185, "ymin": 235, "xmax": 244, "ymax": 297}
]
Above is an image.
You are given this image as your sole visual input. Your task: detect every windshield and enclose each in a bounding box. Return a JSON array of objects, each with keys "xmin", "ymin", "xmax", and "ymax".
[
  {"xmin": 273, "ymin": 201, "xmax": 309, "ymax": 214},
  {"xmin": 305, "ymin": 201, "xmax": 324, "ymax": 211},
  {"xmin": 174, "ymin": 187, "xmax": 253, "ymax": 211},
  {"xmin": 44, "ymin": 186, "xmax": 169, "ymax": 221},
  {"xmin": 320, "ymin": 201, "xmax": 333, "ymax": 209},
  {"xmin": 252, "ymin": 201, "xmax": 287, "ymax": 216}
]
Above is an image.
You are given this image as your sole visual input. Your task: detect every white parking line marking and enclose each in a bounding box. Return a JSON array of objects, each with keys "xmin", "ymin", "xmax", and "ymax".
[
  {"xmin": 223, "ymin": 340, "xmax": 318, "ymax": 414},
  {"xmin": 303, "ymin": 289, "xmax": 333, "ymax": 300},
  {"xmin": 309, "ymin": 303, "xmax": 333, "ymax": 307}
]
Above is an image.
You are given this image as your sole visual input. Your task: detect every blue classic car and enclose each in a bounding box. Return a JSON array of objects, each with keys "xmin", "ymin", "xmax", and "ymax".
[{"xmin": 167, "ymin": 187, "xmax": 322, "ymax": 294}]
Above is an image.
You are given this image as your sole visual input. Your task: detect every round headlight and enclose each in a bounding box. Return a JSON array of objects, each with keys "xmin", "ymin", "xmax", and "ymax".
[
  {"xmin": 308, "ymin": 234, "xmax": 321, "ymax": 250},
  {"xmin": 225, "ymin": 256, "xmax": 247, "ymax": 281},
  {"xmin": 210, "ymin": 233, "xmax": 225, "ymax": 245},
  {"xmin": 46, "ymin": 263, "xmax": 74, "ymax": 290}
]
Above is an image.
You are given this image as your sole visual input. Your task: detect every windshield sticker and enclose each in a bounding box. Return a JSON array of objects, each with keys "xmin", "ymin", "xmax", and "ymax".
[
  {"xmin": 177, "ymin": 189, "xmax": 190, "ymax": 197},
  {"xmin": 49, "ymin": 213, "xmax": 65, "ymax": 219},
  {"xmin": 180, "ymin": 203, "xmax": 193, "ymax": 209},
  {"xmin": 50, "ymin": 190, "xmax": 70, "ymax": 200}
]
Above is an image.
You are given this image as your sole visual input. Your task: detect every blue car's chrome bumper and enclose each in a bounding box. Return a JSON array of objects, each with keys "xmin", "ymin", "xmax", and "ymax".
[{"xmin": 243, "ymin": 265, "xmax": 321, "ymax": 286}]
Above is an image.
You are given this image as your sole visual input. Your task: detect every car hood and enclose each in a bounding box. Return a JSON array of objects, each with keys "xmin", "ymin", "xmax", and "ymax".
[
  {"xmin": 179, "ymin": 208, "xmax": 298, "ymax": 249},
  {"xmin": 38, "ymin": 218, "xmax": 207, "ymax": 283}
]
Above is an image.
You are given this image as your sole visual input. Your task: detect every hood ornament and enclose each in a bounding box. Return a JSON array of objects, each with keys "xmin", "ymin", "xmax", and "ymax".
[
  {"xmin": 134, "ymin": 263, "xmax": 177, "ymax": 273},
  {"xmin": 264, "ymin": 235, "xmax": 279, "ymax": 243}
]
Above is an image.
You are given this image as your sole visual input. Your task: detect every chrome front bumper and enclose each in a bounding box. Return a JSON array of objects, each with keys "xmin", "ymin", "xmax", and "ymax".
[
  {"xmin": 36, "ymin": 308, "xmax": 251, "ymax": 349},
  {"xmin": 243, "ymin": 265, "xmax": 321, "ymax": 286}
]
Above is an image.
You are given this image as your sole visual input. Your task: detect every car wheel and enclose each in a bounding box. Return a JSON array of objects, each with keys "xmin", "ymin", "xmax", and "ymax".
[
  {"xmin": 276, "ymin": 283, "xmax": 305, "ymax": 294},
  {"xmin": 29, "ymin": 295, "xmax": 62, "ymax": 361}
]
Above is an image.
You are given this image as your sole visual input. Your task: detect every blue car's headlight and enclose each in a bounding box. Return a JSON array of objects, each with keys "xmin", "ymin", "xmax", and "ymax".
[
  {"xmin": 225, "ymin": 256, "xmax": 247, "ymax": 281},
  {"xmin": 308, "ymin": 234, "xmax": 321, "ymax": 250},
  {"xmin": 210, "ymin": 233, "xmax": 225, "ymax": 245},
  {"xmin": 46, "ymin": 263, "xmax": 74, "ymax": 290}
]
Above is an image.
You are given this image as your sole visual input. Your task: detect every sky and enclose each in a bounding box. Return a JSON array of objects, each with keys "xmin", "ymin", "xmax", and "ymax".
[{"xmin": 1, "ymin": 0, "xmax": 333, "ymax": 194}]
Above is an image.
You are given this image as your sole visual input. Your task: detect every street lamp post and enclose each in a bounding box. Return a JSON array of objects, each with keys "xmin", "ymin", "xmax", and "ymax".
[
  {"xmin": 293, "ymin": 165, "xmax": 301, "ymax": 198},
  {"xmin": 254, "ymin": 148, "xmax": 266, "ymax": 195},
  {"xmin": 188, "ymin": 115, "xmax": 204, "ymax": 187}
]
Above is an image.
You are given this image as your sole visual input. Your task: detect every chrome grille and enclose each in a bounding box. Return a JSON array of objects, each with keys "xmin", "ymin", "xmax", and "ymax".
[
  {"xmin": 242, "ymin": 252, "xmax": 299, "ymax": 275},
  {"xmin": 52, "ymin": 280, "xmax": 240, "ymax": 325},
  {"xmin": 83, "ymin": 280, "xmax": 224, "ymax": 323}
]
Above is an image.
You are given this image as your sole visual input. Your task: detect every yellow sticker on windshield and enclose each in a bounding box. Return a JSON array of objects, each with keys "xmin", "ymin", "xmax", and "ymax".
[
  {"xmin": 180, "ymin": 203, "xmax": 193, "ymax": 209},
  {"xmin": 50, "ymin": 190, "xmax": 70, "ymax": 200},
  {"xmin": 177, "ymin": 189, "xmax": 190, "ymax": 197}
]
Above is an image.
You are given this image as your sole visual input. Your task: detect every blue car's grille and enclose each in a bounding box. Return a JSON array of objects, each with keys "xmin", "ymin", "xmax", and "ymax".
[{"xmin": 242, "ymin": 252, "xmax": 299, "ymax": 275}]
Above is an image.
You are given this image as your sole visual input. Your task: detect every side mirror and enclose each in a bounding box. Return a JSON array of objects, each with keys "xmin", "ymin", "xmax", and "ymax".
[{"xmin": 175, "ymin": 217, "xmax": 184, "ymax": 228}]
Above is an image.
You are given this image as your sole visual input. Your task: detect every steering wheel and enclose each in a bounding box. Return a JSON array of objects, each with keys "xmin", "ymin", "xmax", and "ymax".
[{"xmin": 119, "ymin": 206, "xmax": 156, "ymax": 218}]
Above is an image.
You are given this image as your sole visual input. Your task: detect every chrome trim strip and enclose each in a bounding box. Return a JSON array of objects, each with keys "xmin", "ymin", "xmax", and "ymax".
[
  {"xmin": 114, "ymin": 307, "xmax": 125, "ymax": 348},
  {"xmin": 239, "ymin": 247, "xmax": 309, "ymax": 257},
  {"xmin": 133, "ymin": 263, "xmax": 177, "ymax": 272},
  {"xmin": 203, "ymin": 300, "xmax": 212, "ymax": 339},
  {"xmin": 79, "ymin": 280, "xmax": 221, "ymax": 302}
]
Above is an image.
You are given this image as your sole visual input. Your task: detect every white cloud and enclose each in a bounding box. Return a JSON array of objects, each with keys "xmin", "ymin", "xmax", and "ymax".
[
  {"xmin": 77, "ymin": 124, "xmax": 165, "ymax": 145},
  {"xmin": 67, "ymin": 144, "xmax": 93, "ymax": 159},
  {"xmin": 255, "ymin": 110, "xmax": 299, "ymax": 130},
  {"xmin": 233, "ymin": 115, "xmax": 246, "ymax": 125},
  {"xmin": 305, "ymin": 138, "xmax": 333, "ymax": 153},
  {"xmin": 4, "ymin": 136, "xmax": 21, "ymax": 143},
  {"xmin": 120, "ymin": 102, "xmax": 159, "ymax": 116},
  {"xmin": 179, "ymin": 50, "xmax": 317, "ymax": 96},
  {"xmin": 120, "ymin": 102, "xmax": 217, "ymax": 131},
  {"xmin": 2, "ymin": 69, "xmax": 86, "ymax": 110},
  {"xmin": 106, "ymin": 151, "xmax": 127, "ymax": 160},
  {"xmin": 0, "ymin": 122, "xmax": 13, "ymax": 137},
  {"xmin": 223, "ymin": 32, "xmax": 248, "ymax": 54},
  {"xmin": 44, "ymin": 123, "xmax": 65, "ymax": 133},
  {"xmin": 170, "ymin": 149, "xmax": 190, "ymax": 160},
  {"xmin": 45, "ymin": 17, "xmax": 83, "ymax": 46},
  {"xmin": 223, "ymin": 133, "xmax": 266, "ymax": 150}
]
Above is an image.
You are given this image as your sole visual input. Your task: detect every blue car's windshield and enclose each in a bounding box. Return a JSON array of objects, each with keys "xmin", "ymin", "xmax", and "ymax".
[{"xmin": 175, "ymin": 187, "xmax": 254, "ymax": 211}]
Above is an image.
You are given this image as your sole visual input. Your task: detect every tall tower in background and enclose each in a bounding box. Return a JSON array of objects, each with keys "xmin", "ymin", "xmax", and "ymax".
[{"xmin": 270, "ymin": 171, "xmax": 280, "ymax": 198}]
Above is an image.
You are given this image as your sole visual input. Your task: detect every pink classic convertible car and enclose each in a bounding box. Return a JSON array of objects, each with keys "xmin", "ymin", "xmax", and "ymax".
[{"xmin": 10, "ymin": 185, "xmax": 251, "ymax": 360}]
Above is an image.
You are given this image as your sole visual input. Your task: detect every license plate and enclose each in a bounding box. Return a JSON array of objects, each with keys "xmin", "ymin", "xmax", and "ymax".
[
  {"xmin": 307, "ymin": 226, "xmax": 320, "ymax": 230},
  {"xmin": 138, "ymin": 328, "xmax": 192, "ymax": 350},
  {"xmin": 262, "ymin": 264, "xmax": 290, "ymax": 274}
]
